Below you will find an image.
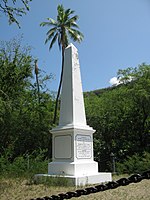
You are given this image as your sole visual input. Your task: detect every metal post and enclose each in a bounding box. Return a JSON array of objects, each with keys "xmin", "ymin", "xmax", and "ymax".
[
  {"xmin": 110, "ymin": 152, "xmax": 116, "ymax": 174},
  {"xmin": 27, "ymin": 154, "xmax": 30, "ymax": 170}
]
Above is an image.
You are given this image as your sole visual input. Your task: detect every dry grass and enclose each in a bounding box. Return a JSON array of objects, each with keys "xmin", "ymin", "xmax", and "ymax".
[{"xmin": 0, "ymin": 176, "xmax": 150, "ymax": 200}]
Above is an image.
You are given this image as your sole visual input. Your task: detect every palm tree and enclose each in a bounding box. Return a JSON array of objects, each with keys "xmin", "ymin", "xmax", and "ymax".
[{"xmin": 40, "ymin": 4, "xmax": 84, "ymax": 124}]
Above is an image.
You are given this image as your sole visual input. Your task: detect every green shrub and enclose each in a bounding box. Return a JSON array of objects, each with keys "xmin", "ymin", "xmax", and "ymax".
[
  {"xmin": 0, "ymin": 148, "xmax": 49, "ymax": 178},
  {"xmin": 116, "ymin": 151, "xmax": 150, "ymax": 174}
]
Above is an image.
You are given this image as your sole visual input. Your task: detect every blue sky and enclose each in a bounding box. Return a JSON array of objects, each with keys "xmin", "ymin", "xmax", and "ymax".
[{"xmin": 1, "ymin": 0, "xmax": 150, "ymax": 92}]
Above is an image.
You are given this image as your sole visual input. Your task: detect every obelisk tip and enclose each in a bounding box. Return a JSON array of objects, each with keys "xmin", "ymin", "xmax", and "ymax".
[{"xmin": 66, "ymin": 43, "xmax": 77, "ymax": 51}]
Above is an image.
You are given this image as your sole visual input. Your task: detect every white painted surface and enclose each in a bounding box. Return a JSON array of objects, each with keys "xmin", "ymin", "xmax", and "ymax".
[
  {"xmin": 51, "ymin": 127, "xmax": 95, "ymax": 163},
  {"xmin": 59, "ymin": 44, "xmax": 87, "ymax": 128},
  {"xmin": 48, "ymin": 161, "xmax": 98, "ymax": 176},
  {"xmin": 35, "ymin": 173, "xmax": 112, "ymax": 186}
]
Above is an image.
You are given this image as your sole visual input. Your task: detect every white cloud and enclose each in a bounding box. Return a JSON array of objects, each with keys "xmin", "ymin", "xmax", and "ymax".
[
  {"xmin": 109, "ymin": 77, "xmax": 120, "ymax": 86},
  {"xmin": 109, "ymin": 75, "xmax": 134, "ymax": 86}
]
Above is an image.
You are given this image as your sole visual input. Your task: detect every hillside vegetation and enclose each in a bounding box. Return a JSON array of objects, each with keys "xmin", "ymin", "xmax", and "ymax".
[{"xmin": 84, "ymin": 64, "xmax": 150, "ymax": 172}]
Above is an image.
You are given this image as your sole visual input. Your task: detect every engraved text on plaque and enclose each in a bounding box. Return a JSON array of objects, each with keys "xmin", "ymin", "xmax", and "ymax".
[{"xmin": 76, "ymin": 135, "xmax": 92, "ymax": 159}]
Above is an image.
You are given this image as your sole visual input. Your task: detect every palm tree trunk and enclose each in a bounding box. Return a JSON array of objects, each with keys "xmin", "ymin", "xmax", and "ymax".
[
  {"xmin": 53, "ymin": 46, "xmax": 65, "ymax": 124},
  {"xmin": 35, "ymin": 73, "xmax": 40, "ymax": 105},
  {"xmin": 34, "ymin": 60, "xmax": 40, "ymax": 105}
]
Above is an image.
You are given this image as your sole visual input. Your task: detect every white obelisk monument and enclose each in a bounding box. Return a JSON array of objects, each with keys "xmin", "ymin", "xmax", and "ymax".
[{"xmin": 48, "ymin": 44, "xmax": 112, "ymax": 186}]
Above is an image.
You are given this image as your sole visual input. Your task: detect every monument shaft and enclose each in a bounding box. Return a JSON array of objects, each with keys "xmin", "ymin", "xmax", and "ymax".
[{"xmin": 59, "ymin": 44, "xmax": 87, "ymax": 127}]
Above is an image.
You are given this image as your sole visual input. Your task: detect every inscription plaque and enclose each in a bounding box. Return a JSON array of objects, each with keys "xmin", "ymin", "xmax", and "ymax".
[
  {"xmin": 54, "ymin": 135, "xmax": 72, "ymax": 159},
  {"xmin": 76, "ymin": 135, "xmax": 92, "ymax": 159}
]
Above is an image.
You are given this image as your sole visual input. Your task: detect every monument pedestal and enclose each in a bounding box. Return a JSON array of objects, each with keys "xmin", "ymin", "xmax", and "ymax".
[{"xmin": 47, "ymin": 125, "xmax": 111, "ymax": 186}]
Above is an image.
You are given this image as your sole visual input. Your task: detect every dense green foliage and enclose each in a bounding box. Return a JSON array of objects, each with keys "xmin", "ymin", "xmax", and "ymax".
[
  {"xmin": 116, "ymin": 151, "xmax": 150, "ymax": 174},
  {"xmin": 0, "ymin": 38, "xmax": 54, "ymax": 161},
  {"xmin": 85, "ymin": 64, "xmax": 150, "ymax": 171},
  {"xmin": 0, "ymin": 148, "xmax": 48, "ymax": 178}
]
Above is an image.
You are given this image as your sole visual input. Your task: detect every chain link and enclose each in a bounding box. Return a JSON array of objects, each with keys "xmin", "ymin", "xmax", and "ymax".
[{"xmin": 31, "ymin": 170, "xmax": 150, "ymax": 200}]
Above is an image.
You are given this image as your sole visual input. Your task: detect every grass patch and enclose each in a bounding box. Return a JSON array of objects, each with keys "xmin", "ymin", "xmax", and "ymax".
[
  {"xmin": 33, "ymin": 175, "xmax": 70, "ymax": 187},
  {"xmin": 0, "ymin": 175, "xmax": 150, "ymax": 200}
]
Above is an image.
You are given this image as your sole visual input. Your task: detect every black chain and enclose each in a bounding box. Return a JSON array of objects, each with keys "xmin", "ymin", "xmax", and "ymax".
[{"xmin": 31, "ymin": 170, "xmax": 150, "ymax": 200}]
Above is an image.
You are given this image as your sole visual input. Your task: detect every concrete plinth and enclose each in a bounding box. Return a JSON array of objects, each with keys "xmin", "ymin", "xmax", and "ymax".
[
  {"xmin": 47, "ymin": 160, "xmax": 111, "ymax": 186},
  {"xmin": 48, "ymin": 161, "xmax": 98, "ymax": 176},
  {"xmin": 35, "ymin": 173, "xmax": 112, "ymax": 186}
]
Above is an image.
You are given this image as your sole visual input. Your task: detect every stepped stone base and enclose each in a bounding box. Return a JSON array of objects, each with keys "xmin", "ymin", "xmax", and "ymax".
[
  {"xmin": 48, "ymin": 161, "xmax": 99, "ymax": 176},
  {"xmin": 34, "ymin": 173, "xmax": 112, "ymax": 186}
]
